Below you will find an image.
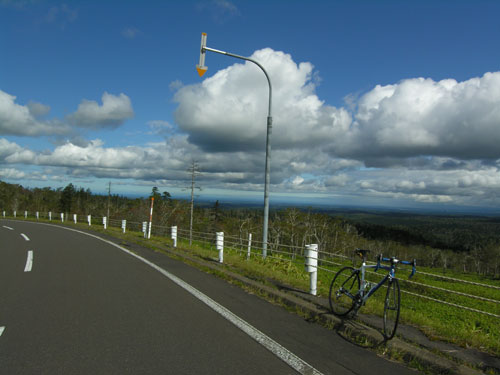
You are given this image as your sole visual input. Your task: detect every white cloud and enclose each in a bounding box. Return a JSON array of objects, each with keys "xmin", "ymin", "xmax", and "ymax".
[
  {"xmin": 27, "ymin": 101, "xmax": 51, "ymax": 117},
  {"xmin": 147, "ymin": 120, "xmax": 175, "ymax": 136},
  {"xmin": 66, "ymin": 92, "xmax": 134, "ymax": 129},
  {"xmin": 174, "ymin": 48, "xmax": 351, "ymax": 152},
  {"xmin": 0, "ymin": 90, "xmax": 70, "ymax": 136},
  {"xmin": 335, "ymin": 72, "xmax": 500, "ymax": 162},
  {"xmin": 0, "ymin": 168, "xmax": 26, "ymax": 179}
]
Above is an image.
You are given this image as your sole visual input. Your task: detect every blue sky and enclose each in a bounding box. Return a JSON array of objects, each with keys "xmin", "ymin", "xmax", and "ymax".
[{"xmin": 2, "ymin": 0, "xmax": 500, "ymax": 211}]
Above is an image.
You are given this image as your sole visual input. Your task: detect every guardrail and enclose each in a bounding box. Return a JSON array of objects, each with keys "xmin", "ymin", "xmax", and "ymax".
[{"xmin": 3, "ymin": 210, "xmax": 499, "ymax": 320}]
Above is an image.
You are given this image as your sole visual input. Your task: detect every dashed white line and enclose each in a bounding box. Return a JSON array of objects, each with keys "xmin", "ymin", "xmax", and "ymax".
[
  {"xmin": 21, "ymin": 233, "xmax": 30, "ymax": 241},
  {"xmin": 24, "ymin": 251, "xmax": 33, "ymax": 272},
  {"xmin": 2, "ymin": 225, "xmax": 13, "ymax": 230},
  {"xmin": 0, "ymin": 326, "xmax": 5, "ymax": 336}
]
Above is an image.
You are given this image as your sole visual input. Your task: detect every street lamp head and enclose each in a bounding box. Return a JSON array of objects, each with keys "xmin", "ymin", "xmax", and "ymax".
[{"xmin": 196, "ymin": 32, "xmax": 208, "ymax": 77}]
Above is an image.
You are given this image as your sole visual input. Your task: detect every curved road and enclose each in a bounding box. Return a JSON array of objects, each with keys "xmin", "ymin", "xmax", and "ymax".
[{"xmin": 0, "ymin": 220, "xmax": 419, "ymax": 374}]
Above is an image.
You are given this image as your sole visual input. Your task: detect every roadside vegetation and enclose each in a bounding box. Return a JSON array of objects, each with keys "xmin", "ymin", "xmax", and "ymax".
[{"xmin": 1, "ymin": 180, "xmax": 500, "ymax": 357}]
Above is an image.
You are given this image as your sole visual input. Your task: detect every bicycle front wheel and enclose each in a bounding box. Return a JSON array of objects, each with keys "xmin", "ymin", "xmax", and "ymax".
[
  {"xmin": 383, "ymin": 278, "xmax": 401, "ymax": 340},
  {"xmin": 329, "ymin": 266, "xmax": 360, "ymax": 317}
]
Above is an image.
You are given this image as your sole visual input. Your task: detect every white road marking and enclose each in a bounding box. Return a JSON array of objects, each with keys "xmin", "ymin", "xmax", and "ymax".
[
  {"xmin": 39, "ymin": 223, "xmax": 324, "ymax": 375},
  {"xmin": 24, "ymin": 251, "xmax": 33, "ymax": 272},
  {"xmin": 21, "ymin": 233, "xmax": 30, "ymax": 241},
  {"xmin": 0, "ymin": 326, "xmax": 5, "ymax": 336},
  {"xmin": 2, "ymin": 226, "xmax": 13, "ymax": 230}
]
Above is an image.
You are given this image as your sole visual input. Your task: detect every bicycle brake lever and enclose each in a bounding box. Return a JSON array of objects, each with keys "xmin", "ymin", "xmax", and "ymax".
[
  {"xmin": 409, "ymin": 259, "xmax": 417, "ymax": 279},
  {"xmin": 374, "ymin": 254, "xmax": 381, "ymax": 272}
]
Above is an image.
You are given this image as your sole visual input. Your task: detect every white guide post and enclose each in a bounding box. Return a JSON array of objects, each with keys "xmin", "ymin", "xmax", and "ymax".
[
  {"xmin": 171, "ymin": 226, "xmax": 177, "ymax": 248},
  {"xmin": 305, "ymin": 244, "xmax": 318, "ymax": 296},
  {"xmin": 216, "ymin": 232, "xmax": 224, "ymax": 263},
  {"xmin": 247, "ymin": 233, "xmax": 252, "ymax": 260},
  {"xmin": 148, "ymin": 197, "xmax": 154, "ymax": 239}
]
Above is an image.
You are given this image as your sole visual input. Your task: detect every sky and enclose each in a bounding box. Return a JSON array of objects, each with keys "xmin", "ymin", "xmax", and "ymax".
[{"xmin": 2, "ymin": 0, "xmax": 500, "ymax": 212}]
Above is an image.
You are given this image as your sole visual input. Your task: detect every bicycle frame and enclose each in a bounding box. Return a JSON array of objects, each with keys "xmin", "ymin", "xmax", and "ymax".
[{"xmin": 358, "ymin": 262, "xmax": 394, "ymax": 304}]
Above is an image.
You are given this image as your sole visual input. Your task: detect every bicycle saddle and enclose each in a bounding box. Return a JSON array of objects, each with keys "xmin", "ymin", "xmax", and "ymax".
[{"xmin": 355, "ymin": 248, "xmax": 371, "ymax": 259}]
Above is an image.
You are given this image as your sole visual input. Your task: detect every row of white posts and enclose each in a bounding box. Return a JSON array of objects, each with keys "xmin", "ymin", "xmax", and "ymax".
[{"xmin": 3, "ymin": 210, "xmax": 319, "ymax": 296}]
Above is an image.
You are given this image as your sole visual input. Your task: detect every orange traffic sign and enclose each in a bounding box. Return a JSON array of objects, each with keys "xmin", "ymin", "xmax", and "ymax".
[{"xmin": 196, "ymin": 65, "xmax": 207, "ymax": 77}]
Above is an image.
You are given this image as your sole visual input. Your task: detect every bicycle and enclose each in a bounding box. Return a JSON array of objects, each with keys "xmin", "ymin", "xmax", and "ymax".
[{"xmin": 328, "ymin": 249, "xmax": 416, "ymax": 340}]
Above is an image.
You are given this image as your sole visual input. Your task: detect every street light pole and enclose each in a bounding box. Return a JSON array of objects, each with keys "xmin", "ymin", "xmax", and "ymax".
[{"xmin": 196, "ymin": 34, "xmax": 272, "ymax": 258}]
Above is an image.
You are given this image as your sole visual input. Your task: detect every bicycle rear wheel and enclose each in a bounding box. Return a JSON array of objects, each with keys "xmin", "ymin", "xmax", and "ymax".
[
  {"xmin": 329, "ymin": 266, "xmax": 360, "ymax": 317},
  {"xmin": 383, "ymin": 278, "xmax": 401, "ymax": 340}
]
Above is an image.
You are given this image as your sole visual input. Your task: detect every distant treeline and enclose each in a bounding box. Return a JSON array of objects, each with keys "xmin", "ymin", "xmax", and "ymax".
[{"xmin": 1, "ymin": 180, "xmax": 499, "ymax": 278}]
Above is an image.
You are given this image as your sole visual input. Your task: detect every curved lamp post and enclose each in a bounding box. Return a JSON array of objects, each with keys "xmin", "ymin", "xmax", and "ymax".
[{"xmin": 196, "ymin": 33, "xmax": 272, "ymax": 258}]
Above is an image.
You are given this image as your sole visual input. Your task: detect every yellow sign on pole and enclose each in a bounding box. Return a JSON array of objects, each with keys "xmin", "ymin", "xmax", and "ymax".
[{"xmin": 196, "ymin": 32, "xmax": 208, "ymax": 77}]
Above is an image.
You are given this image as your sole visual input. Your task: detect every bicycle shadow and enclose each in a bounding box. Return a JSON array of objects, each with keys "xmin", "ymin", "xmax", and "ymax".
[{"xmin": 333, "ymin": 317, "xmax": 388, "ymax": 349}]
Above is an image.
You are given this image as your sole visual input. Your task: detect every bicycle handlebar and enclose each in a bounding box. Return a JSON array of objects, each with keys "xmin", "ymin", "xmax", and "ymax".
[{"xmin": 376, "ymin": 254, "xmax": 417, "ymax": 278}]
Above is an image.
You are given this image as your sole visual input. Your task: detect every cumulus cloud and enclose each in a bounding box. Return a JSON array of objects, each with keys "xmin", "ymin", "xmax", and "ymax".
[
  {"xmin": 27, "ymin": 101, "xmax": 51, "ymax": 117},
  {"xmin": 174, "ymin": 48, "xmax": 351, "ymax": 152},
  {"xmin": 176, "ymin": 49, "xmax": 500, "ymax": 166},
  {"xmin": 66, "ymin": 92, "xmax": 134, "ymax": 129},
  {"xmin": 0, "ymin": 90, "xmax": 70, "ymax": 136},
  {"xmin": 334, "ymin": 73, "xmax": 500, "ymax": 162}
]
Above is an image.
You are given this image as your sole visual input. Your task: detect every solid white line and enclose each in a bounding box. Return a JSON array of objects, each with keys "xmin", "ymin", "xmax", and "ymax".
[
  {"xmin": 0, "ymin": 326, "xmax": 5, "ymax": 336},
  {"xmin": 21, "ymin": 233, "xmax": 30, "ymax": 241},
  {"xmin": 2, "ymin": 225, "xmax": 13, "ymax": 230},
  {"xmin": 40, "ymin": 224, "xmax": 323, "ymax": 375},
  {"xmin": 24, "ymin": 251, "xmax": 33, "ymax": 272}
]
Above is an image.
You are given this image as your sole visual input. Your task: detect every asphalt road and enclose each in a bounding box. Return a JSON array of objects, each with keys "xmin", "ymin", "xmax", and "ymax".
[{"xmin": 0, "ymin": 220, "xmax": 419, "ymax": 374}]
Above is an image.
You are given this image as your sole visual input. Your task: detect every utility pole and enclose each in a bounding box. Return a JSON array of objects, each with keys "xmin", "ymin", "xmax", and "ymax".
[
  {"xmin": 188, "ymin": 161, "xmax": 201, "ymax": 246},
  {"xmin": 107, "ymin": 181, "xmax": 111, "ymax": 220}
]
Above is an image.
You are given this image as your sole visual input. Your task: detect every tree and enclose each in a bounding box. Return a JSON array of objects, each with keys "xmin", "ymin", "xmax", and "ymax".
[{"xmin": 59, "ymin": 183, "xmax": 76, "ymax": 214}]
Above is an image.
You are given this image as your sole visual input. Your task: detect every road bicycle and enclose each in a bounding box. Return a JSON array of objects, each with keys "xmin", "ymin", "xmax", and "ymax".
[{"xmin": 328, "ymin": 249, "xmax": 416, "ymax": 340}]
